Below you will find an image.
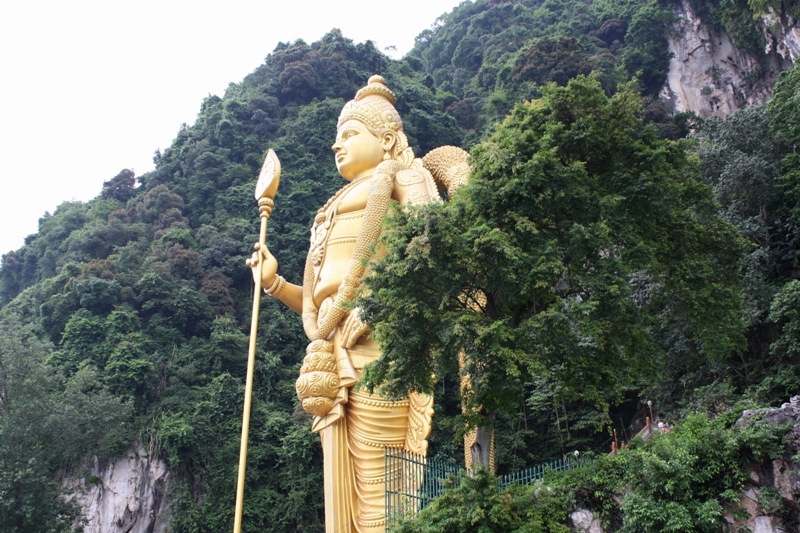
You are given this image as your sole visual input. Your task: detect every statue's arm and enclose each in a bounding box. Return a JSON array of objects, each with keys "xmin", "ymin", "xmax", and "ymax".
[
  {"xmin": 337, "ymin": 163, "xmax": 408, "ymax": 346},
  {"xmin": 271, "ymin": 281, "xmax": 303, "ymax": 314},
  {"xmin": 249, "ymin": 244, "xmax": 303, "ymax": 314}
]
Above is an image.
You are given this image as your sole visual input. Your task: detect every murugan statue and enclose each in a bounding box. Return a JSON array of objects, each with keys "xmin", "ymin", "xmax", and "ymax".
[{"xmin": 250, "ymin": 75, "xmax": 469, "ymax": 533}]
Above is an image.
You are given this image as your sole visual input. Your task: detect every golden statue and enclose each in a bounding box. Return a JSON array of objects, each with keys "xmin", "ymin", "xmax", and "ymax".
[{"xmin": 249, "ymin": 75, "xmax": 470, "ymax": 533}]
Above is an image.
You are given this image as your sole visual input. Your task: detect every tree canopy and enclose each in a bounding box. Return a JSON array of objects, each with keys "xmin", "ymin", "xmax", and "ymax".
[{"xmin": 360, "ymin": 75, "xmax": 745, "ymax": 424}]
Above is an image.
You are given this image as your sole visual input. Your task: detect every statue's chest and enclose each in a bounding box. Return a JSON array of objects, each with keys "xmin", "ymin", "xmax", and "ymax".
[
  {"xmin": 336, "ymin": 179, "xmax": 371, "ymax": 213},
  {"xmin": 309, "ymin": 178, "xmax": 371, "ymax": 268}
]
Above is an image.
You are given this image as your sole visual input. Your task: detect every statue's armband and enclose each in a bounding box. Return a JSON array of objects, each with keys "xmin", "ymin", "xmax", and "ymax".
[{"xmin": 393, "ymin": 169, "xmax": 432, "ymax": 206}]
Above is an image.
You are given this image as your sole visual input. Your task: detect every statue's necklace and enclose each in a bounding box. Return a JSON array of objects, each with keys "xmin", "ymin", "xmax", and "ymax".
[{"xmin": 310, "ymin": 174, "xmax": 372, "ymax": 266}]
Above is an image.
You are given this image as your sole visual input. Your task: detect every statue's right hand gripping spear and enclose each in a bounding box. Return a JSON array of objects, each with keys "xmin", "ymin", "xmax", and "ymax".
[{"xmin": 234, "ymin": 149, "xmax": 281, "ymax": 533}]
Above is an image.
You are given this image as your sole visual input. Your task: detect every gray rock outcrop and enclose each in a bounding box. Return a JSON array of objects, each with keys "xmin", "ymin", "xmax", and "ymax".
[
  {"xmin": 761, "ymin": 8, "xmax": 800, "ymax": 63},
  {"xmin": 725, "ymin": 396, "xmax": 800, "ymax": 533},
  {"xmin": 64, "ymin": 444, "xmax": 173, "ymax": 533},
  {"xmin": 570, "ymin": 509, "xmax": 604, "ymax": 533},
  {"xmin": 659, "ymin": 0, "xmax": 797, "ymax": 118}
]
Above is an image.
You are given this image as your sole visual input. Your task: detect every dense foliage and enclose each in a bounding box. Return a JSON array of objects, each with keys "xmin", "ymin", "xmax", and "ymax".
[
  {"xmin": 361, "ymin": 73, "xmax": 746, "ymax": 444},
  {"xmin": 392, "ymin": 406, "xmax": 794, "ymax": 533},
  {"xmin": 0, "ymin": 312, "xmax": 127, "ymax": 532},
  {"xmin": 0, "ymin": 0, "xmax": 798, "ymax": 531}
]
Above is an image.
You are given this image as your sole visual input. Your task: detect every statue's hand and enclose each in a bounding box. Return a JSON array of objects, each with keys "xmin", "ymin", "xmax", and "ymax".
[
  {"xmin": 340, "ymin": 308, "xmax": 371, "ymax": 349},
  {"xmin": 246, "ymin": 243, "xmax": 279, "ymax": 289}
]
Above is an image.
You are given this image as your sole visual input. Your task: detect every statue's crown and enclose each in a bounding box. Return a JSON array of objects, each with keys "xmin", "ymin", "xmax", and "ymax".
[
  {"xmin": 355, "ymin": 75, "xmax": 396, "ymax": 105},
  {"xmin": 337, "ymin": 75, "xmax": 403, "ymax": 133}
]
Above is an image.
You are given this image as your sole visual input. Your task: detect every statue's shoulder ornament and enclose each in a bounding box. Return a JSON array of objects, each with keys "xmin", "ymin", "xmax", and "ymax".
[
  {"xmin": 392, "ymin": 145, "xmax": 471, "ymax": 207},
  {"xmin": 394, "ymin": 163, "xmax": 439, "ymax": 206},
  {"xmin": 421, "ymin": 145, "xmax": 471, "ymax": 199}
]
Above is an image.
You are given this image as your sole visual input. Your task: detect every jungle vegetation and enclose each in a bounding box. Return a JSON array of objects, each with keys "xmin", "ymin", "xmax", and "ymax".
[{"xmin": 0, "ymin": 0, "xmax": 798, "ymax": 531}]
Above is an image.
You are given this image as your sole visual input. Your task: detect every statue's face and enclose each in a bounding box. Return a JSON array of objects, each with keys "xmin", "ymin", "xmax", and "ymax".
[{"xmin": 332, "ymin": 120, "xmax": 387, "ymax": 181}]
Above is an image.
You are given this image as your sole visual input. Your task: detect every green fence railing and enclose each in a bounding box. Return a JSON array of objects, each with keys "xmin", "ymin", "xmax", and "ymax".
[
  {"xmin": 384, "ymin": 449, "xmax": 463, "ymax": 528},
  {"xmin": 384, "ymin": 450, "xmax": 594, "ymax": 531},
  {"xmin": 498, "ymin": 457, "xmax": 594, "ymax": 489}
]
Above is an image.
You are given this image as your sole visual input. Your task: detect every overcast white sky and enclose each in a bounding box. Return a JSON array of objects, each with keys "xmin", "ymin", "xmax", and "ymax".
[{"xmin": 0, "ymin": 0, "xmax": 466, "ymax": 258}]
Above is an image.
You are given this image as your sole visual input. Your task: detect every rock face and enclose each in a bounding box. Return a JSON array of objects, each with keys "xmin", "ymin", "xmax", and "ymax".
[
  {"xmin": 569, "ymin": 509, "xmax": 604, "ymax": 533},
  {"xmin": 725, "ymin": 396, "xmax": 800, "ymax": 533},
  {"xmin": 761, "ymin": 8, "xmax": 800, "ymax": 64},
  {"xmin": 65, "ymin": 444, "xmax": 173, "ymax": 533},
  {"xmin": 659, "ymin": 0, "xmax": 797, "ymax": 118}
]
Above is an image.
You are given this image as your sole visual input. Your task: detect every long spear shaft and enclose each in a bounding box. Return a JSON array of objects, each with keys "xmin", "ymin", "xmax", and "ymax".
[{"xmin": 234, "ymin": 150, "xmax": 281, "ymax": 533}]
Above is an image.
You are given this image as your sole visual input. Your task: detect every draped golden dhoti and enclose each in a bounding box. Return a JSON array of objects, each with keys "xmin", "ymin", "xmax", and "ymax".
[{"xmin": 316, "ymin": 328, "xmax": 432, "ymax": 533}]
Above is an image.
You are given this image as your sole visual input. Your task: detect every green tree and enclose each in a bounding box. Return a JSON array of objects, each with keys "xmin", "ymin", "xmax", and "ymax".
[
  {"xmin": 621, "ymin": 0, "xmax": 676, "ymax": 94},
  {"xmin": 692, "ymin": 105, "xmax": 800, "ymax": 401},
  {"xmin": 768, "ymin": 280, "xmax": 800, "ymax": 361},
  {"xmin": 392, "ymin": 467, "xmax": 532, "ymax": 533},
  {"xmin": 360, "ymin": 76, "xmax": 745, "ymax": 428},
  {"xmin": 767, "ymin": 62, "xmax": 800, "ymax": 220},
  {"xmin": 0, "ymin": 312, "xmax": 128, "ymax": 532},
  {"xmin": 513, "ymin": 36, "xmax": 595, "ymax": 87},
  {"xmin": 391, "ymin": 404, "xmax": 792, "ymax": 532},
  {"xmin": 101, "ymin": 169, "xmax": 136, "ymax": 202}
]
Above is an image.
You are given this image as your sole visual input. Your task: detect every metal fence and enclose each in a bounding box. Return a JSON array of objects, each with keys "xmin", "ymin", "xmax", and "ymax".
[
  {"xmin": 498, "ymin": 456, "xmax": 594, "ymax": 489},
  {"xmin": 384, "ymin": 449, "xmax": 463, "ymax": 527},
  {"xmin": 384, "ymin": 450, "xmax": 594, "ymax": 531}
]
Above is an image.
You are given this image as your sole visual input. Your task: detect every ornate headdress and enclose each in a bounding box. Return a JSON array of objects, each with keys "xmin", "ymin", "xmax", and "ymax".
[{"xmin": 338, "ymin": 75, "xmax": 413, "ymax": 165}]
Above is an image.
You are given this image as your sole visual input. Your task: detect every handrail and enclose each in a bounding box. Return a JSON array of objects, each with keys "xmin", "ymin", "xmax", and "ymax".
[{"xmin": 384, "ymin": 449, "xmax": 594, "ymax": 531}]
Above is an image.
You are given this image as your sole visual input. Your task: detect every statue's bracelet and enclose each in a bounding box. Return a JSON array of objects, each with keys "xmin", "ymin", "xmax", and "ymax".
[{"xmin": 264, "ymin": 275, "xmax": 287, "ymax": 297}]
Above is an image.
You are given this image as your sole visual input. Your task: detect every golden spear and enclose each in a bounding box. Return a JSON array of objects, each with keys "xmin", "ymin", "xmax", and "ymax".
[{"xmin": 234, "ymin": 149, "xmax": 281, "ymax": 533}]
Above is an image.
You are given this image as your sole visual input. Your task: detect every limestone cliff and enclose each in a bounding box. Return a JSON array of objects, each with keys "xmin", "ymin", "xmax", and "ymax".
[
  {"xmin": 761, "ymin": 6, "xmax": 800, "ymax": 64},
  {"xmin": 659, "ymin": 0, "xmax": 798, "ymax": 118},
  {"xmin": 65, "ymin": 444, "xmax": 173, "ymax": 533}
]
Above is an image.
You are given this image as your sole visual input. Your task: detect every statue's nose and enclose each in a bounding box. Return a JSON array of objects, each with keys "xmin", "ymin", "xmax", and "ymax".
[{"xmin": 332, "ymin": 141, "xmax": 342, "ymax": 153}]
